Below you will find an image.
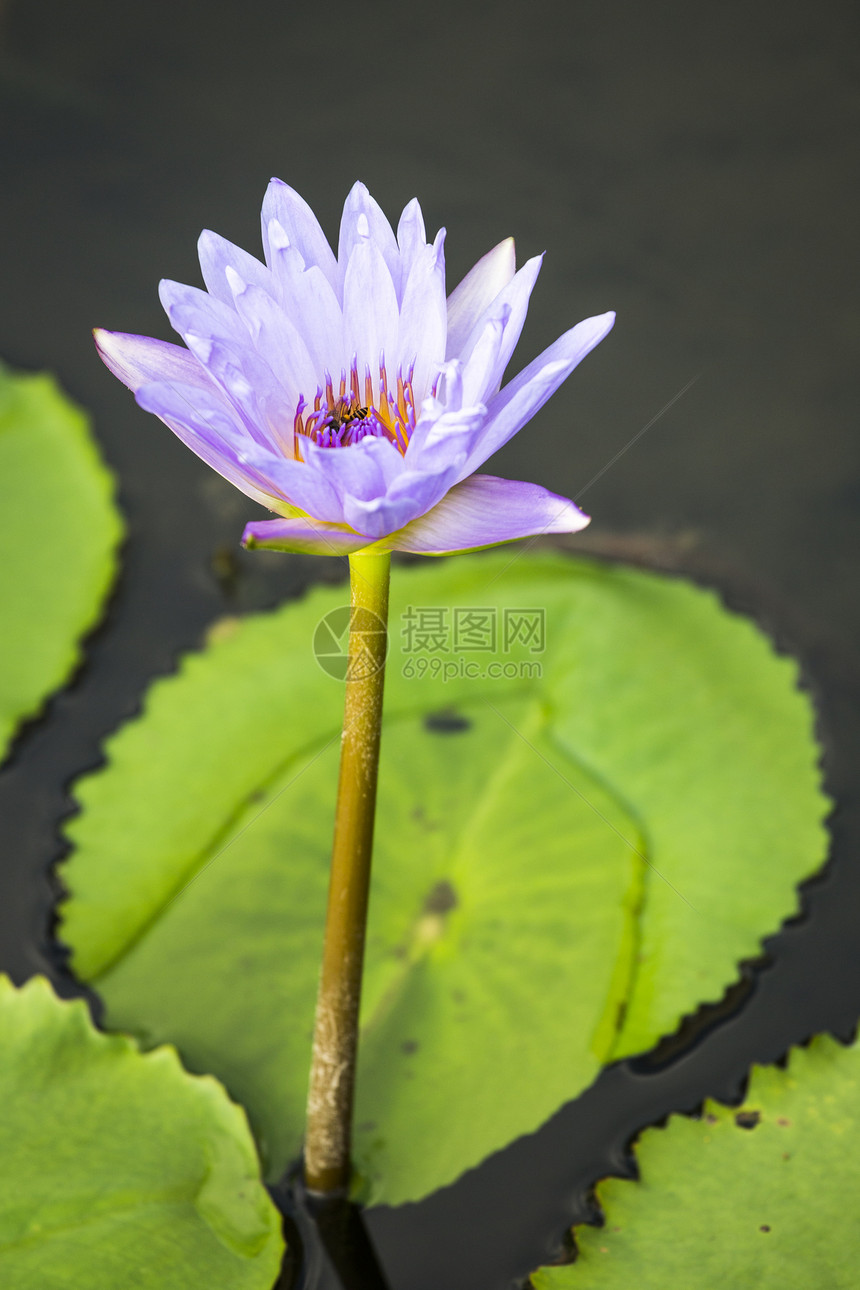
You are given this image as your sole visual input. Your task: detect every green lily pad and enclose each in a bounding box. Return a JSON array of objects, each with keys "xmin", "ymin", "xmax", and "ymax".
[
  {"xmin": 0, "ymin": 975, "xmax": 284, "ymax": 1288},
  {"xmin": 58, "ymin": 552, "xmax": 829, "ymax": 1204},
  {"xmin": 532, "ymin": 1034, "xmax": 860, "ymax": 1289},
  {"xmin": 69, "ymin": 697, "xmax": 642, "ymax": 1204},
  {"xmin": 0, "ymin": 365, "xmax": 122, "ymax": 758}
]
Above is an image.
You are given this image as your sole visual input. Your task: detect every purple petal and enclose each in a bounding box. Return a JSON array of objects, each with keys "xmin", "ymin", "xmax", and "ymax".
[
  {"xmin": 159, "ymin": 277, "xmax": 255, "ymax": 359},
  {"xmin": 197, "ymin": 230, "xmax": 276, "ymax": 308},
  {"xmin": 264, "ymin": 246, "xmax": 345, "ymax": 379},
  {"xmin": 386, "ymin": 474, "xmax": 590, "ymax": 554},
  {"xmin": 341, "ymin": 485, "xmax": 439, "ymax": 541},
  {"xmin": 221, "ymin": 440, "xmax": 347, "ymax": 523},
  {"xmin": 261, "ymin": 178, "xmax": 338, "ymax": 288},
  {"xmin": 457, "ymin": 312, "xmax": 510, "ymax": 408},
  {"xmin": 159, "ymin": 278, "xmax": 294, "ymax": 451},
  {"xmin": 456, "ymin": 255, "xmax": 543, "ymax": 402},
  {"xmin": 135, "ymin": 380, "xmax": 283, "ymax": 509},
  {"xmin": 93, "ymin": 329, "xmax": 211, "ymax": 393},
  {"xmin": 180, "ymin": 333, "xmax": 294, "ymax": 454},
  {"xmin": 396, "ymin": 198, "xmax": 429, "ymax": 290},
  {"xmin": 243, "ymin": 516, "xmax": 372, "ymax": 555},
  {"xmin": 446, "ymin": 237, "xmax": 516, "ymax": 359},
  {"xmin": 374, "ymin": 459, "xmax": 466, "ymax": 527},
  {"xmin": 397, "ymin": 228, "xmax": 447, "ymax": 402},
  {"xmin": 228, "ymin": 279, "xmax": 317, "ymax": 409},
  {"xmin": 405, "ymin": 390, "xmax": 487, "ymax": 476},
  {"xmin": 338, "ymin": 182, "xmax": 402, "ymax": 297},
  {"xmin": 335, "ymin": 450, "xmax": 468, "ymax": 541},
  {"xmin": 303, "ymin": 435, "xmax": 404, "ymax": 505},
  {"xmin": 342, "ymin": 238, "xmax": 399, "ymax": 387},
  {"xmin": 460, "ymin": 312, "xmax": 616, "ymax": 476}
]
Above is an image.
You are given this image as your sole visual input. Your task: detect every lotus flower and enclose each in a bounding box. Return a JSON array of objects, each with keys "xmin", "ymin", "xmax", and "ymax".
[{"xmin": 95, "ymin": 180, "xmax": 614, "ymax": 556}]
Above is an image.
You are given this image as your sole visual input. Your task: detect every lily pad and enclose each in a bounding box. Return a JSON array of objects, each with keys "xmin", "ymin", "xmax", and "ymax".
[
  {"xmin": 0, "ymin": 365, "xmax": 122, "ymax": 758},
  {"xmin": 59, "ymin": 552, "xmax": 829, "ymax": 1203},
  {"xmin": 67, "ymin": 698, "xmax": 642, "ymax": 1204},
  {"xmin": 532, "ymin": 1034, "xmax": 860, "ymax": 1289},
  {"xmin": 0, "ymin": 975, "xmax": 284, "ymax": 1288}
]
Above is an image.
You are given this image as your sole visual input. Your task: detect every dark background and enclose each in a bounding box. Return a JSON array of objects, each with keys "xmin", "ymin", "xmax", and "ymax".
[{"xmin": 1, "ymin": 2, "xmax": 859, "ymax": 1287}]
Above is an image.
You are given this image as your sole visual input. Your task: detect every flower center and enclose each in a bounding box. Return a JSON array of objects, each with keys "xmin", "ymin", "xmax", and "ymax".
[{"xmin": 293, "ymin": 358, "xmax": 416, "ymax": 459}]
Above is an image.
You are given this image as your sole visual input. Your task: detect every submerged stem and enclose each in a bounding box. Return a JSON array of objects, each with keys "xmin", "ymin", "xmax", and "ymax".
[{"xmin": 304, "ymin": 550, "xmax": 391, "ymax": 1194}]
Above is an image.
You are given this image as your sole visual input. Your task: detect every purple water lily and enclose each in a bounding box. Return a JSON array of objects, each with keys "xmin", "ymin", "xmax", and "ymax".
[{"xmin": 95, "ymin": 180, "xmax": 614, "ymax": 556}]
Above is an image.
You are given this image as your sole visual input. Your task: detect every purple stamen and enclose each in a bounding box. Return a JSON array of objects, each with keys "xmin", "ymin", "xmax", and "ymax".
[{"xmin": 293, "ymin": 356, "xmax": 419, "ymax": 455}]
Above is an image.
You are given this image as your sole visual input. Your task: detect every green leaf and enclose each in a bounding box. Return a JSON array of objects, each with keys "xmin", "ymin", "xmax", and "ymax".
[
  {"xmin": 532, "ymin": 1034, "xmax": 860, "ymax": 1289},
  {"xmin": 58, "ymin": 552, "xmax": 829, "ymax": 1204},
  {"xmin": 0, "ymin": 365, "xmax": 122, "ymax": 757},
  {"xmin": 543, "ymin": 559, "xmax": 828, "ymax": 1057},
  {"xmin": 69, "ymin": 697, "xmax": 641, "ymax": 1203},
  {"xmin": 0, "ymin": 975, "xmax": 284, "ymax": 1289}
]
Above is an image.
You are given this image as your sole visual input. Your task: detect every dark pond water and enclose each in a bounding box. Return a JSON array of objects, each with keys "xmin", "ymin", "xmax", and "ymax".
[{"xmin": 1, "ymin": 1, "xmax": 859, "ymax": 1286}]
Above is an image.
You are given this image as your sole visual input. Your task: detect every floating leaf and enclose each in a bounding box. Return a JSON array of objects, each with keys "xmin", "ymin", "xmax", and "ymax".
[
  {"xmin": 532, "ymin": 1034, "xmax": 860, "ymax": 1289},
  {"xmin": 59, "ymin": 553, "xmax": 829, "ymax": 1203},
  {"xmin": 0, "ymin": 976, "xmax": 284, "ymax": 1288},
  {"xmin": 69, "ymin": 699, "xmax": 641, "ymax": 1203},
  {"xmin": 544, "ymin": 559, "xmax": 828, "ymax": 1057},
  {"xmin": 0, "ymin": 365, "xmax": 122, "ymax": 757}
]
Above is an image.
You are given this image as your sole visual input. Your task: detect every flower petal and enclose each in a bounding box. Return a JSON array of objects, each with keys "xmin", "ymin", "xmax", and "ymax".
[
  {"xmin": 264, "ymin": 245, "xmax": 345, "ymax": 380},
  {"xmin": 182, "ymin": 334, "xmax": 294, "ymax": 453},
  {"xmin": 197, "ymin": 230, "xmax": 276, "ymax": 308},
  {"xmin": 342, "ymin": 238, "xmax": 399, "ymax": 388},
  {"xmin": 341, "ymin": 475, "xmax": 449, "ymax": 540},
  {"xmin": 385, "ymin": 474, "xmax": 590, "ymax": 554},
  {"xmin": 460, "ymin": 311, "xmax": 616, "ymax": 476},
  {"xmin": 446, "ymin": 237, "xmax": 516, "ymax": 359},
  {"xmin": 396, "ymin": 198, "xmax": 429, "ymax": 290},
  {"xmin": 261, "ymin": 178, "xmax": 338, "ymax": 288},
  {"xmin": 159, "ymin": 278, "xmax": 250, "ymax": 350},
  {"xmin": 457, "ymin": 312, "xmax": 510, "ymax": 408},
  {"xmin": 405, "ymin": 370, "xmax": 487, "ymax": 474},
  {"xmin": 397, "ymin": 228, "xmax": 447, "ymax": 403},
  {"xmin": 221, "ymin": 439, "xmax": 347, "ymax": 523},
  {"xmin": 303, "ymin": 434, "xmax": 404, "ymax": 505},
  {"xmin": 227, "ymin": 278, "xmax": 317, "ymax": 413},
  {"xmin": 93, "ymin": 329, "xmax": 211, "ymax": 393},
  {"xmin": 456, "ymin": 255, "xmax": 543, "ymax": 402},
  {"xmin": 159, "ymin": 278, "xmax": 294, "ymax": 451},
  {"xmin": 242, "ymin": 516, "xmax": 372, "ymax": 556},
  {"xmin": 135, "ymin": 380, "xmax": 283, "ymax": 509},
  {"xmin": 338, "ymin": 181, "xmax": 402, "ymax": 297}
]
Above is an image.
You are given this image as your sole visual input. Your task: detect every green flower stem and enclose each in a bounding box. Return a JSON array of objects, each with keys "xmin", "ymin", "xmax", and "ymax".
[{"xmin": 304, "ymin": 550, "xmax": 392, "ymax": 1194}]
